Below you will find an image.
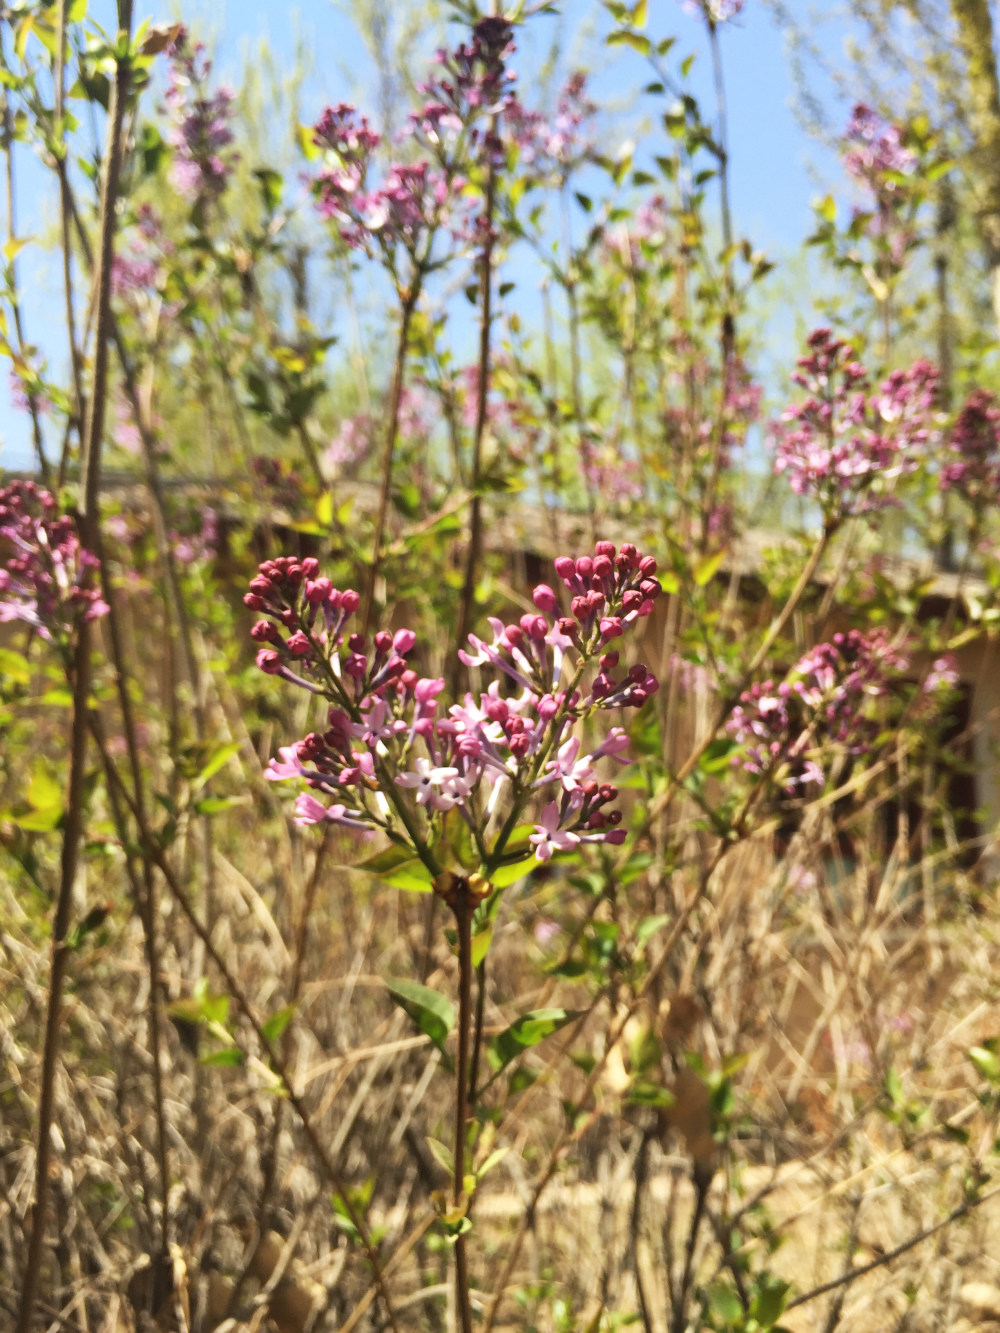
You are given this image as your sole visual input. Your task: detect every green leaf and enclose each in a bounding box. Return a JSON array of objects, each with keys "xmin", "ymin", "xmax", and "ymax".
[
  {"xmin": 477, "ymin": 1146, "xmax": 509, "ymax": 1179},
  {"xmin": 14, "ymin": 806, "xmax": 63, "ymax": 832},
  {"xmin": 692, "ymin": 548, "xmax": 727, "ymax": 587},
  {"xmin": 296, "ymin": 121, "xmax": 320, "ymax": 161},
  {"xmin": 970, "ymin": 1046, "xmax": 1000, "ymax": 1084},
  {"xmin": 315, "ymin": 490, "xmax": 334, "ymax": 526},
  {"xmin": 627, "ymin": 1079, "xmax": 674, "ymax": 1108},
  {"xmin": 699, "ymin": 737, "xmax": 739, "ymax": 775},
  {"xmin": 382, "ymin": 862, "xmax": 435, "ymax": 893},
  {"xmin": 606, "ymin": 29, "xmax": 651, "ymax": 54},
  {"xmin": 636, "ymin": 914, "xmax": 670, "ymax": 945},
  {"xmin": 192, "ymin": 741, "xmax": 241, "ymax": 790},
  {"xmin": 261, "ymin": 1004, "xmax": 297, "ymax": 1045},
  {"xmin": 705, "ymin": 1282, "xmax": 743, "ymax": 1322},
  {"xmin": 488, "ymin": 1008, "xmax": 578, "ymax": 1074},
  {"xmin": 886, "ymin": 1065, "xmax": 904, "ymax": 1105},
  {"xmin": 357, "ymin": 844, "xmax": 416, "ymax": 875},
  {"xmin": 385, "ymin": 978, "xmax": 455, "ymax": 1053},
  {"xmin": 199, "ymin": 1048, "xmax": 245, "ymax": 1068},
  {"xmin": 489, "ymin": 857, "xmax": 532, "ymax": 889},
  {"xmin": 426, "ymin": 1136, "xmax": 454, "ymax": 1175},
  {"xmin": 471, "ymin": 921, "xmax": 494, "ymax": 969},
  {"xmin": 658, "ymin": 570, "xmax": 680, "ymax": 594},
  {"xmin": 192, "ymin": 796, "xmax": 242, "ymax": 816},
  {"xmin": 751, "ymin": 1277, "xmax": 790, "ymax": 1327},
  {"xmin": 27, "ymin": 763, "xmax": 62, "ymax": 811}
]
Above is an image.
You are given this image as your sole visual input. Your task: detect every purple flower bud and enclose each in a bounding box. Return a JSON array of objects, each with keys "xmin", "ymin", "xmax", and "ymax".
[
  {"xmin": 394, "ymin": 628, "xmax": 416, "ymax": 653},
  {"xmin": 341, "ymin": 589, "xmax": 361, "ymax": 614},
  {"xmin": 554, "ymin": 556, "xmax": 576, "ymax": 581},
  {"xmin": 600, "ymin": 616, "xmax": 623, "ymax": 642},
  {"xmin": 256, "ymin": 649, "xmax": 282, "ymax": 674},
  {"xmin": 595, "ymin": 540, "xmax": 616, "ymax": 558},
  {"xmin": 533, "ymin": 583, "xmax": 558, "ymax": 611},
  {"xmin": 287, "ymin": 631, "xmax": 312, "ymax": 657},
  {"xmin": 305, "ymin": 577, "xmax": 333, "ymax": 604}
]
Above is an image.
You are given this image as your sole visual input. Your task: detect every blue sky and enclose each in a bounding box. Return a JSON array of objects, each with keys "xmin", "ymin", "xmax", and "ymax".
[{"xmin": 0, "ymin": 0, "xmax": 851, "ymax": 470}]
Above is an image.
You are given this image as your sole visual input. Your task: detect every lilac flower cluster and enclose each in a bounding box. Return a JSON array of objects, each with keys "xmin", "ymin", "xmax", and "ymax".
[
  {"xmin": 251, "ymin": 456, "xmax": 303, "ymax": 510},
  {"xmin": 843, "ymin": 104, "xmax": 917, "ymax": 193},
  {"xmin": 939, "ymin": 389, "xmax": 1000, "ymax": 504},
  {"xmin": 248, "ymin": 542, "xmax": 661, "ymax": 871},
  {"xmin": 312, "ymin": 19, "xmax": 516, "ymax": 257},
  {"xmin": 413, "ymin": 16, "xmax": 517, "ymax": 164},
  {"xmin": 165, "ymin": 32, "xmax": 236, "ymax": 201},
  {"xmin": 111, "ymin": 207, "xmax": 171, "ymax": 302},
  {"xmin": 772, "ymin": 329, "xmax": 938, "ymax": 520},
  {"xmin": 726, "ymin": 629, "xmax": 906, "ymax": 793},
  {"xmin": 507, "ymin": 71, "xmax": 598, "ymax": 179},
  {"xmin": 842, "ymin": 104, "xmax": 918, "ymax": 270},
  {"xmin": 0, "ymin": 481, "xmax": 109, "ymax": 641}
]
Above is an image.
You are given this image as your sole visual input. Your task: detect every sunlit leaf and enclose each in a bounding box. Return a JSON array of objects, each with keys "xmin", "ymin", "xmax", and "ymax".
[{"xmin": 385, "ymin": 977, "xmax": 455, "ymax": 1053}]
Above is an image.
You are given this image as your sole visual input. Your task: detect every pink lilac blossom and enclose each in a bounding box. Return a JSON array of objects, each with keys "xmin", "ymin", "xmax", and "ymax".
[
  {"xmin": 923, "ymin": 655, "xmax": 959, "ymax": 695},
  {"xmin": 581, "ymin": 440, "xmax": 643, "ymax": 509},
  {"xmin": 325, "ymin": 414, "xmax": 373, "ymax": 476},
  {"xmin": 8, "ymin": 366, "xmax": 51, "ymax": 416},
  {"xmin": 251, "ymin": 541, "xmax": 658, "ymax": 862},
  {"xmin": 679, "ymin": 0, "xmax": 746, "ymax": 23},
  {"xmin": 843, "ymin": 104, "xmax": 917, "ymax": 191},
  {"xmin": 726, "ymin": 629, "xmax": 907, "ymax": 793},
  {"xmin": 771, "ymin": 329, "xmax": 938, "ymax": 521},
  {"xmin": 170, "ymin": 507, "xmax": 220, "ymax": 566},
  {"xmin": 165, "ymin": 31, "xmax": 236, "ymax": 201},
  {"xmin": 507, "ymin": 71, "xmax": 597, "ymax": 178},
  {"xmin": 842, "ymin": 104, "xmax": 918, "ymax": 270},
  {"xmin": 939, "ymin": 389, "xmax": 1000, "ymax": 503},
  {"xmin": 0, "ymin": 481, "xmax": 109, "ymax": 641}
]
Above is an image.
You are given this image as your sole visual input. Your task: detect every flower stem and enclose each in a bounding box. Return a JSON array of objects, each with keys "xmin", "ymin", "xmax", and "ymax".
[
  {"xmin": 452, "ymin": 880, "xmax": 475, "ymax": 1333},
  {"xmin": 363, "ymin": 288, "xmax": 418, "ymax": 638},
  {"xmin": 15, "ymin": 14, "xmax": 132, "ymax": 1325}
]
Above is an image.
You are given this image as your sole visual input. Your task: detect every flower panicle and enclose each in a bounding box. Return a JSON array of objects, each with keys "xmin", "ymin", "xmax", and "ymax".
[
  {"xmin": 0, "ymin": 481, "xmax": 109, "ymax": 641},
  {"xmin": 771, "ymin": 329, "xmax": 939, "ymax": 520},
  {"xmin": 250, "ymin": 541, "xmax": 657, "ymax": 864},
  {"xmin": 726, "ymin": 628, "xmax": 907, "ymax": 792}
]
